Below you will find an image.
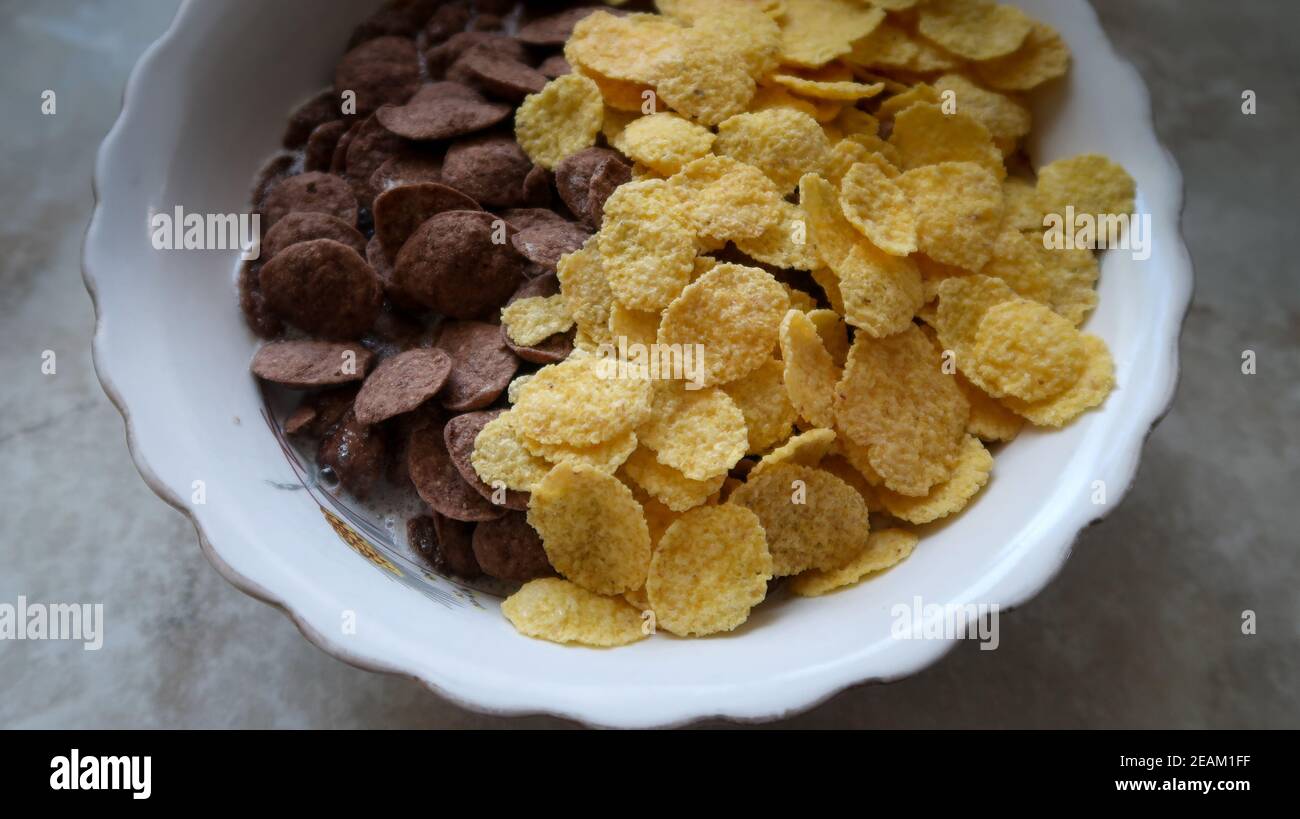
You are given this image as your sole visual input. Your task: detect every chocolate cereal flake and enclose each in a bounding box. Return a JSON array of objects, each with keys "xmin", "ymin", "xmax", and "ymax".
[
  {"xmin": 262, "ymin": 211, "xmax": 366, "ymax": 262},
  {"xmin": 318, "ymin": 410, "xmax": 386, "ymax": 499},
  {"xmin": 304, "ymin": 119, "xmax": 351, "ymax": 172},
  {"xmin": 353, "ymin": 348, "xmax": 453, "ymax": 425},
  {"xmin": 258, "ymin": 239, "xmax": 382, "ymax": 339},
  {"xmin": 554, "ymin": 147, "xmax": 631, "ymax": 227},
  {"xmin": 444, "ymin": 409, "xmax": 529, "ymax": 511},
  {"xmin": 472, "ymin": 511, "xmax": 555, "ymax": 582},
  {"xmin": 441, "ymin": 135, "xmax": 533, "ymax": 208},
  {"xmin": 263, "ymin": 171, "xmax": 358, "ymax": 228},
  {"xmin": 375, "ymin": 93, "xmax": 510, "ymax": 142},
  {"xmin": 373, "ymin": 182, "xmax": 481, "ymax": 261},
  {"xmin": 407, "ymin": 421, "xmax": 505, "ymax": 522},
  {"xmin": 435, "ymin": 320, "xmax": 520, "ymax": 411},
  {"xmin": 453, "ymin": 46, "xmax": 548, "ymax": 102},
  {"xmin": 517, "ymin": 7, "xmax": 611, "ymax": 47},
  {"xmin": 251, "ymin": 340, "xmax": 375, "ymax": 389},
  {"xmin": 408, "ymin": 512, "xmax": 481, "ymax": 578},
  {"xmin": 393, "ymin": 210, "xmax": 524, "ymax": 318},
  {"xmin": 510, "ymin": 221, "xmax": 592, "ymax": 270},
  {"xmin": 334, "ymin": 36, "xmax": 421, "ymax": 116}
]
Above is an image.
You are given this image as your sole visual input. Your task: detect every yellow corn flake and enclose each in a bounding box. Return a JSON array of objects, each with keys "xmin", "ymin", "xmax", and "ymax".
[
  {"xmin": 1027, "ymin": 234, "xmax": 1101, "ymax": 325},
  {"xmin": 933, "ymin": 273, "xmax": 1018, "ymax": 364},
  {"xmin": 506, "ymin": 374, "xmax": 532, "ymax": 405},
  {"xmin": 749, "ymin": 82, "xmax": 823, "ymax": 120},
  {"xmin": 752, "ymin": 427, "xmax": 836, "ymax": 476},
  {"xmin": 778, "ymin": 0, "xmax": 885, "ymax": 68},
  {"xmin": 898, "ymin": 161, "xmax": 1004, "ymax": 270},
  {"xmin": 806, "ymin": 308, "xmax": 848, "ymax": 367},
  {"xmin": 956, "ymin": 371, "xmax": 1023, "ymax": 441},
  {"xmin": 917, "ymin": 0, "xmax": 1032, "ymax": 62},
  {"xmin": 565, "ymin": 11, "xmax": 684, "ymax": 85},
  {"xmin": 833, "ymin": 325, "xmax": 969, "ymax": 496},
  {"xmin": 656, "ymin": 31, "xmax": 758, "ymax": 126},
  {"xmin": 596, "ymin": 180, "xmax": 696, "ymax": 311},
  {"xmin": 502, "ymin": 578, "xmax": 647, "ymax": 647},
  {"xmin": 721, "ymin": 358, "xmax": 798, "ymax": 454},
  {"xmin": 600, "ymin": 106, "xmax": 640, "ymax": 146},
  {"xmin": 836, "ymin": 107, "xmax": 879, "ymax": 135},
  {"xmin": 875, "ymin": 83, "xmax": 940, "ymax": 122},
  {"xmin": 844, "ymin": 21, "xmax": 920, "ymax": 69},
  {"xmin": 715, "ymin": 109, "xmax": 831, "ymax": 194},
  {"xmin": 623, "ymin": 584, "xmax": 652, "ymax": 615},
  {"xmin": 630, "ymin": 482, "xmax": 683, "ymax": 549},
  {"xmin": 528, "ymin": 462, "xmax": 651, "ymax": 595},
  {"xmin": 511, "ymin": 354, "xmax": 652, "ymax": 446},
  {"xmin": 622, "ymin": 445, "xmax": 725, "ymax": 512},
  {"xmin": 1001, "ymin": 176, "xmax": 1044, "ymax": 231},
  {"xmin": 904, "ymin": 37, "xmax": 965, "ymax": 73},
  {"xmin": 668, "ymin": 155, "xmax": 784, "ymax": 241},
  {"xmin": 837, "ymin": 241, "xmax": 924, "ymax": 338},
  {"xmin": 1035, "ymin": 153, "xmax": 1137, "ymax": 218},
  {"xmin": 832, "ymin": 432, "xmax": 884, "ymax": 487},
  {"xmin": 647, "ymin": 505, "xmax": 773, "ymax": 636},
  {"xmin": 729, "ymin": 462, "xmax": 869, "ymax": 576},
  {"xmin": 784, "ymin": 285, "xmax": 818, "ymax": 313},
  {"xmin": 789, "ymin": 528, "xmax": 917, "ymax": 596},
  {"xmin": 810, "ymin": 267, "xmax": 845, "ymax": 314},
  {"xmin": 515, "ymin": 74, "xmax": 605, "ymax": 170},
  {"xmin": 658, "ymin": 262, "xmax": 790, "ymax": 387},
  {"xmin": 578, "ymin": 66, "xmax": 658, "ymax": 113},
  {"xmin": 798, "ymin": 172, "xmax": 858, "ymax": 270},
  {"xmin": 1002, "ymin": 334, "xmax": 1114, "ymax": 426},
  {"xmin": 608, "ymin": 303, "xmax": 661, "ymax": 347},
  {"xmin": 501, "ymin": 295, "xmax": 574, "ymax": 347},
  {"xmin": 823, "ymin": 136, "xmax": 899, "ymax": 186},
  {"xmin": 779, "ymin": 309, "xmax": 840, "ymax": 429},
  {"xmin": 818, "ymin": 453, "xmax": 882, "ymax": 512},
  {"xmin": 617, "ymin": 112, "xmax": 716, "ymax": 176},
  {"xmin": 933, "ymin": 73, "xmax": 1031, "ymax": 151},
  {"xmin": 970, "ymin": 299, "xmax": 1087, "ymax": 402},
  {"xmin": 889, "ymin": 103, "xmax": 1005, "ymax": 179},
  {"xmin": 771, "ymin": 72, "xmax": 884, "ymax": 102},
  {"xmin": 471, "ymin": 412, "xmax": 553, "ymax": 492},
  {"xmin": 917, "ymin": 253, "xmax": 971, "ymax": 303},
  {"xmin": 557, "ymin": 237, "xmax": 615, "ymax": 348},
  {"xmin": 981, "ymin": 226, "xmax": 1052, "ymax": 305},
  {"xmin": 521, "ymin": 429, "xmax": 638, "ymax": 475},
  {"xmin": 638, "ymin": 382, "xmax": 748, "ymax": 481},
  {"xmin": 839, "ymin": 160, "xmax": 919, "ymax": 256},
  {"xmin": 808, "ymin": 97, "xmax": 843, "ymax": 124},
  {"xmin": 878, "ymin": 434, "xmax": 991, "ymax": 524},
  {"xmin": 684, "ymin": 0, "xmax": 783, "ymax": 79},
  {"xmin": 976, "ymin": 21, "xmax": 1071, "ymax": 92}
]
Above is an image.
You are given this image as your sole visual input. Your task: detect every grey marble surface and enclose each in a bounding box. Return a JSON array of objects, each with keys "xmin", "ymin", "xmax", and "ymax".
[{"xmin": 0, "ymin": 0, "xmax": 1296, "ymax": 729}]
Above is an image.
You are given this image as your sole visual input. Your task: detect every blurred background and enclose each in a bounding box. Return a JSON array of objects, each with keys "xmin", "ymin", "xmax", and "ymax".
[{"xmin": 1, "ymin": 0, "xmax": 1296, "ymax": 728}]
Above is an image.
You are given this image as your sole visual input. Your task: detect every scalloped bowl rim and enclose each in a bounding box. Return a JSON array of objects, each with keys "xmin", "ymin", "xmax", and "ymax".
[{"xmin": 84, "ymin": 0, "xmax": 1192, "ymax": 727}]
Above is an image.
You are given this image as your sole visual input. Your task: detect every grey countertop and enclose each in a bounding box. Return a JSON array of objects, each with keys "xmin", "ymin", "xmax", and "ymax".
[{"xmin": 1, "ymin": 0, "xmax": 1296, "ymax": 728}]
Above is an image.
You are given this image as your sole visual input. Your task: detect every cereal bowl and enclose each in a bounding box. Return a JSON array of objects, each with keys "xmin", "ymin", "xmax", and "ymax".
[{"xmin": 86, "ymin": 0, "xmax": 1191, "ymax": 727}]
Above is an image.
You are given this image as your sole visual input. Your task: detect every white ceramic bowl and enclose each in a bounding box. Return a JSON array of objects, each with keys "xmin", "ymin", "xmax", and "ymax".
[{"xmin": 86, "ymin": 0, "xmax": 1192, "ymax": 727}]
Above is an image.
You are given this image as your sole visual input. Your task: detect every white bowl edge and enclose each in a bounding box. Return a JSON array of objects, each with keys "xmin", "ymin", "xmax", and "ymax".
[{"xmin": 83, "ymin": 0, "xmax": 1194, "ymax": 728}]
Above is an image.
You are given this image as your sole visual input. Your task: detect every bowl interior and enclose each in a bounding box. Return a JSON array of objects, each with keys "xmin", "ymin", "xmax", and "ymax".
[{"xmin": 88, "ymin": 0, "xmax": 1188, "ymax": 726}]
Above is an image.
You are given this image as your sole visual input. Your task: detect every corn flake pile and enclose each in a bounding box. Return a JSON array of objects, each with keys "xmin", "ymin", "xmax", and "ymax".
[{"xmin": 486, "ymin": 0, "xmax": 1133, "ymax": 647}]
